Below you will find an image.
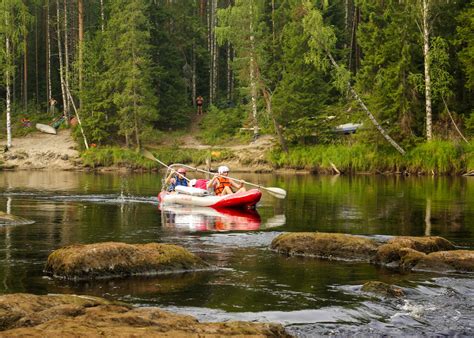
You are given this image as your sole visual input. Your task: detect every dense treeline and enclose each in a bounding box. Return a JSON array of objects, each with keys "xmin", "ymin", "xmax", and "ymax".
[{"xmin": 0, "ymin": 0, "xmax": 473, "ymax": 155}]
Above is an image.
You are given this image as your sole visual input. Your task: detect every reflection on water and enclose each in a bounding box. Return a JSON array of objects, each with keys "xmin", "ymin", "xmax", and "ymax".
[
  {"xmin": 159, "ymin": 205, "xmax": 286, "ymax": 232},
  {"xmin": 0, "ymin": 171, "xmax": 472, "ymax": 336}
]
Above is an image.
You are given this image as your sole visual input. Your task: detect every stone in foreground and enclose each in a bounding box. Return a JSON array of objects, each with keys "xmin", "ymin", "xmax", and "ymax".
[
  {"xmin": 0, "ymin": 293, "xmax": 291, "ymax": 337},
  {"xmin": 270, "ymin": 232, "xmax": 378, "ymax": 261},
  {"xmin": 44, "ymin": 242, "xmax": 210, "ymax": 280},
  {"xmin": 361, "ymin": 281, "xmax": 405, "ymax": 298}
]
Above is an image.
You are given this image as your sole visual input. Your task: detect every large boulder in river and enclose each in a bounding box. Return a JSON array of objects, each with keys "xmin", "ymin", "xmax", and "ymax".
[
  {"xmin": 0, "ymin": 293, "xmax": 290, "ymax": 337},
  {"xmin": 44, "ymin": 242, "xmax": 210, "ymax": 280},
  {"xmin": 270, "ymin": 232, "xmax": 378, "ymax": 261},
  {"xmin": 374, "ymin": 236, "xmax": 455, "ymax": 266}
]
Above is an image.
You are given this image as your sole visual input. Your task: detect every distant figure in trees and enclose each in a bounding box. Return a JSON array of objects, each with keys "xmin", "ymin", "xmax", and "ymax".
[
  {"xmin": 49, "ymin": 98, "xmax": 57, "ymax": 115},
  {"xmin": 196, "ymin": 96, "xmax": 204, "ymax": 115}
]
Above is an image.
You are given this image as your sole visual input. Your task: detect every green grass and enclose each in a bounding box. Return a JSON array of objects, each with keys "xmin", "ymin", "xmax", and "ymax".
[
  {"xmin": 270, "ymin": 140, "xmax": 473, "ymax": 174},
  {"xmin": 81, "ymin": 146, "xmax": 236, "ymax": 169}
]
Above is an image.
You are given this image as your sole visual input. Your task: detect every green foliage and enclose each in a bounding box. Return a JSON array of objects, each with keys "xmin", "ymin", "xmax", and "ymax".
[
  {"xmin": 271, "ymin": 2, "xmax": 334, "ymax": 141},
  {"xmin": 270, "ymin": 141, "xmax": 471, "ymax": 174},
  {"xmin": 356, "ymin": 1, "xmax": 421, "ymax": 137},
  {"xmin": 406, "ymin": 140, "xmax": 466, "ymax": 174},
  {"xmin": 104, "ymin": 0, "xmax": 158, "ymax": 147},
  {"xmin": 465, "ymin": 111, "xmax": 474, "ymax": 137},
  {"xmin": 302, "ymin": 2, "xmax": 337, "ymax": 72},
  {"xmin": 456, "ymin": 3, "xmax": 474, "ymax": 90},
  {"xmin": 198, "ymin": 106, "xmax": 247, "ymax": 145},
  {"xmin": 81, "ymin": 146, "xmax": 236, "ymax": 169}
]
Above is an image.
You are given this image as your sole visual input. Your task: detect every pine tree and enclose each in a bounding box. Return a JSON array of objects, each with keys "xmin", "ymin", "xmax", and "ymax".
[{"xmin": 103, "ymin": 0, "xmax": 158, "ymax": 148}]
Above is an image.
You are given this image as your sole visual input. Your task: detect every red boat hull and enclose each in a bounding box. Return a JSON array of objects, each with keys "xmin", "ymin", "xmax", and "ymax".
[{"xmin": 158, "ymin": 189, "xmax": 262, "ymax": 209}]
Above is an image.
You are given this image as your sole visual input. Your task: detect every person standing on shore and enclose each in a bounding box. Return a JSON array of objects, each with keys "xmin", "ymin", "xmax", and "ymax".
[{"xmin": 196, "ymin": 96, "xmax": 204, "ymax": 115}]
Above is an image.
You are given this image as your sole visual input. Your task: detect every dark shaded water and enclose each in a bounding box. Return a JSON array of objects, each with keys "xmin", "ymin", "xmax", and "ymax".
[{"xmin": 0, "ymin": 171, "xmax": 473, "ymax": 336}]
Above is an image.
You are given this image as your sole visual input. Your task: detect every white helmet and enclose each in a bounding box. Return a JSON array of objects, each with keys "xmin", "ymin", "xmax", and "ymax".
[{"xmin": 218, "ymin": 165, "xmax": 230, "ymax": 174}]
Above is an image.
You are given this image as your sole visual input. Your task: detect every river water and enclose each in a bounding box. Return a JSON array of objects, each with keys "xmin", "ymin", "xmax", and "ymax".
[{"xmin": 0, "ymin": 171, "xmax": 472, "ymax": 336}]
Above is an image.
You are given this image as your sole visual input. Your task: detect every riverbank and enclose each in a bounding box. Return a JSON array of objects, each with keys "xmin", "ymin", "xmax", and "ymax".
[{"xmin": 1, "ymin": 130, "xmax": 472, "ymax": 175}]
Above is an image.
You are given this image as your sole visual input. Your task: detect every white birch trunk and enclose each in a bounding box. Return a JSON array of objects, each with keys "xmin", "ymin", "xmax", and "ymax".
[
  {"xmin": 63, "ymin": 0, "xmax": 70, "ymax": 122},
  {"xmin": 227, "ymin": 41, "xmax": 231, "ymax": 101},
  {"xmin": 78, "ymin": 0, "xmax": 84, "ymax": 107},
  {"xmin": 5, "ymin": 16, "xmax": 12, "ymax": 148},
  {"xmin": 100, "ymin": 0, "xmax": 105, "ymax": 32},
  {"xmin": 23, "ymin": 36, "xmax": 27, "ymax": 108},
  {"xmin": 56, "ymin": 0, "xmax": 67, "ymax": 120},
  {"xmin": 422, "ymin": 0, "xmax": 433, "ymax": 141},
  {"xmin": 192, "ymin": 40, "xmax": 196, "ymax": 107},
  {"xmin": 66, "ymin": 85, "xmax": 89, "ymax": 149},
  {"xmin": 212, "ymin": 0, "xmax": 218, "ymax": 103},
  {"xmin": 47, "ymin": 0, "xmax": 52, "ymax": 111},
  {"xmin": 249, "ymin": 2, "xmax": 258, "ymax": 140},
  {"xmin": 35, "ymin": 6, "xmax": 39, "ymax": 105}
]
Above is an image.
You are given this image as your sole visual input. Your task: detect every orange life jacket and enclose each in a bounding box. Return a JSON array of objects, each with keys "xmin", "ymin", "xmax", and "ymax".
[{"xmin": 215, "ymin": 176, "xmax": 231, "ymax": 195}]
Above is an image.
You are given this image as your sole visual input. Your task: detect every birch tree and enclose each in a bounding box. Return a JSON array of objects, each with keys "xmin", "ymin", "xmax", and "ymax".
[{"xmin": 0, "ymin": 0, "xmax": 30, "ymax": 148}]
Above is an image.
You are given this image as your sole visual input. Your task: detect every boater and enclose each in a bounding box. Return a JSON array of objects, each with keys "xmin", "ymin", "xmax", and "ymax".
[
  {"xmin": 207, "ymin": 166, "xmax": 246, "ymax": 196},
  {"xmin": 165, "ymin": 168, "xmax": 190, "ymax": 192}
]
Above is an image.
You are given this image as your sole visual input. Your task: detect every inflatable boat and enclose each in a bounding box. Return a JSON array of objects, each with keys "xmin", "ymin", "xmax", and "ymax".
[{"xmin": 158, "ymin": 186, "xmax": 262, "ymax": 209}]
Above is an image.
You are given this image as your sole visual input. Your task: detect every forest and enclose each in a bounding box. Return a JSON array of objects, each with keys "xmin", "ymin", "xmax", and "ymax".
[{"xmin": 0, "ymin": 0, "xmax": 473, "ymax": 172}]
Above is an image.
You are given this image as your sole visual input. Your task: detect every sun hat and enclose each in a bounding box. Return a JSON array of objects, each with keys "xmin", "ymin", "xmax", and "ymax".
[{"xmin": 218, "ymin": 166, "xmax": 230, "ymax": 174}]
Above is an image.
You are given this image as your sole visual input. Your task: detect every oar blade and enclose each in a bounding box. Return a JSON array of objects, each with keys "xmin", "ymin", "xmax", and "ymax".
[
  {"xmin": 140, "ymin": 148, "xmax": 156, "ymax": 161},
  {"xmin": 265, "ymin": 187, "xmax": 287, "ymax": 199}
]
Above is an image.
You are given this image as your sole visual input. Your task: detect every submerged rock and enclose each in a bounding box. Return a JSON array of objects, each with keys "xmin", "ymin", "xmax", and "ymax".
[
  {"xmin": 361, "ymin": 281, "xmax": 405, "ymax": 298},
  {"xmin": 44, "ymin": 242, "xmax": 211, "ymax": 280},
  {"xmin": 0, "ymin": 293, "xmax": 290, "ymax": 337},
  {"xmin": 0, "ymin": 211, "xmax": 35, "ymax": 226},
  {"xmin": 270, "ymin": 232, "xmax": 378, "ymax": 261}
]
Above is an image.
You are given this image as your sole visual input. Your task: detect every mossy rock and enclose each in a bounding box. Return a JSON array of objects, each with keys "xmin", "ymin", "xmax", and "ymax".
[
  {"xmin": 411, "ymin": 250, "xmax": 474, "ymax": 273},
  {"xmin": 386, "ymin": 236, "xmax": 455, "ymax": 253},
  {"xmin": 44, "ymin": 242, "xmax": 210, "ymax": 280},
  {"xmin": 0, "ymin": 211, "xmax": 35, "ymax": 226},
  {"xmin": 0, "ymin": 293, "xmax": 291, "ymax": 337},
  {"xmin": 361, "ymin": 281, "xmax": 405, "ymax": 298},
  {"xmin": 271, "ymin": 232, "xmax": 378, "ymax": 261},
  {"xmin": 374, "ymin": 236, "xmax": 455, "ymax": 266}
]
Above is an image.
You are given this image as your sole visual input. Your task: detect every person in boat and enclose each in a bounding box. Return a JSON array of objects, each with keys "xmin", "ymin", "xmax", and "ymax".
[
  {"xmin": 206, "ymin": 166, "xmax": 246, "ymax": 196},
  {"xmin": 165, "ymin": 168, "xmax": 190, "ymax": 192}
]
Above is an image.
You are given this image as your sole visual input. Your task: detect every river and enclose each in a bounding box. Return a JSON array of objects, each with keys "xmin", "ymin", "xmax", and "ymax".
[{"xmin": 0, "ymin": 171, "xmax": 472, "ymax": 336}]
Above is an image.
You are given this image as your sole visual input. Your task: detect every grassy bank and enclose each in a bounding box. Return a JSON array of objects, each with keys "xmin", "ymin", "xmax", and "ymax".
[
  {"xmin": 80, "ymin": 141, "xmax": 473, "ymax": 175},
  {"xmin": 269, "ymin": 141, "xmax": 473, "ymax": 175},
  {"xmin": 81, "ymin": 146, "xmax": 236, "ymax": 169}
]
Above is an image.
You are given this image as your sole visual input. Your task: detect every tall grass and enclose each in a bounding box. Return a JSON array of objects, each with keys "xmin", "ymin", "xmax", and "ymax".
[
  {"xmin": 81, "ymin": 146, "xmax": 235, "ymax": 169},
  {"xmin": 270, "ymin": 140, "xmax": 472, "ymax": 174}
]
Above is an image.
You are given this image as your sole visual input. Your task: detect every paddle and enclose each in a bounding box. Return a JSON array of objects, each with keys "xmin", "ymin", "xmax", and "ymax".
[
  {"xmin": 141, "ymin": 149, "xmax": 190, "ymax": 182},
  {"xmin": 140, "ymin": 149, "xmax": 287, "ymax": 199}
]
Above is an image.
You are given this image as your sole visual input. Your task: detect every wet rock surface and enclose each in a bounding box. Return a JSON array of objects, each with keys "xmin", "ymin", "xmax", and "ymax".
[
  {"xmin": 270, "ymin": 232, "xmax": 378, "ymax": 261},
  {"xmin": 410, "ymin": 250, "xmax": 474, "ymax": 273},
  {"xmin": 271, "ymin": 232, "xmax": 473, "ymax": 273},
  {"xmin": 361, "ymin": 281, "xmax": 405, "ymax": 298},
  {"xmin": 44, "ymin": 242, "xmax": 211, "ymax": 280},
  {"xmin": 0, "ymin": 293, "xmax": 291, "ymax": 337}
]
